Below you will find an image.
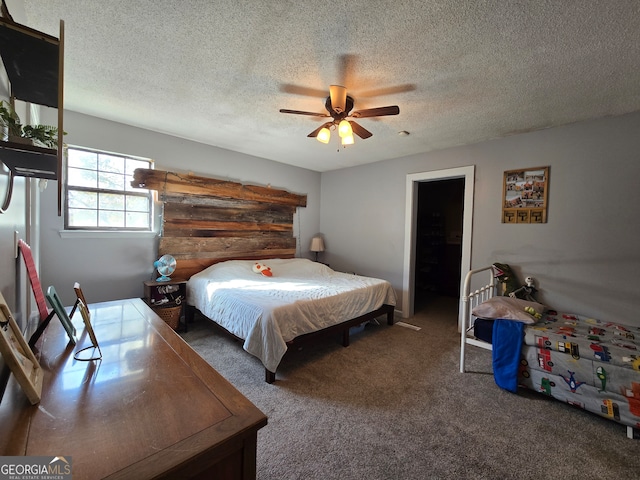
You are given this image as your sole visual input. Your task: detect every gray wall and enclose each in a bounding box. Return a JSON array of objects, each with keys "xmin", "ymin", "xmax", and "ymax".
[
  {"xmin": 0, "ymin": 175, "xmax": 27, "ymax": 321},
  {"xmin": 8, "ymin": 108, "xmax": 640, "ymax": 327},
  {"xmin": 38, "ymin": 111, "xmax": 321, "ymax": 306},
  {"xmin": 320, "ymin": 111, "xmax": 640, "ymax": 325}
]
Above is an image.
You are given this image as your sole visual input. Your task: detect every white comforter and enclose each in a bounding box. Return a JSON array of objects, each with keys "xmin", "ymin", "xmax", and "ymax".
[{"xmin": 186, "ymin": 258, "xmax": 397, "ymax": 372}]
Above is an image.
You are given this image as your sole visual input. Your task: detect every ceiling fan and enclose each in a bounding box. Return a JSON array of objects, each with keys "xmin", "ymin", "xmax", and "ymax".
[{"xmin": 279, "ymin": 85, "xmax": 399, "ymax": 145}]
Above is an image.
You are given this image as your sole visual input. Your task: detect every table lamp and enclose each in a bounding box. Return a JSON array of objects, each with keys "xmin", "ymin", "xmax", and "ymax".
[{"xmin": 310, "ymin": 236, "xmax": 325, "ymax": 262}]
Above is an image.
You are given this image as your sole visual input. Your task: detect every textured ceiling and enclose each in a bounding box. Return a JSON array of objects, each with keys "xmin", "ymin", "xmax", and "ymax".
[{"xmin": 17, "ymin": 0, "xmax": 640, "ymax": 172}]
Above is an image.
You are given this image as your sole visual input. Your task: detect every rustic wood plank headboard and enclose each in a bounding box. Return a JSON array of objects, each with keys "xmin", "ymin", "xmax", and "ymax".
[{"xmin": 132, "ymin": 168, "xmax": 307, "ymax": 279}]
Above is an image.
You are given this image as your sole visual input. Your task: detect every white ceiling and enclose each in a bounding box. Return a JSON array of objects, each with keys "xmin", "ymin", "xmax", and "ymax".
[{"xmin": 18, "ymin": 1, "xmax": 640, "ymax": 172}]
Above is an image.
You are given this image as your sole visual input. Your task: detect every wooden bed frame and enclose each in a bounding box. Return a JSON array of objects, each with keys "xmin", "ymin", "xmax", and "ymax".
[
  {"xmin": 134, "ymin": 168, "xmax": 396, "ymax": 382},
  {"xmin": 186, "ymin": 302, "xmax": 395, "ymax": 383}
]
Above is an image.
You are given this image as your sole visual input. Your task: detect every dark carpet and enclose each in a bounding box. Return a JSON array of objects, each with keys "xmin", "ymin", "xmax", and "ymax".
[{"xmin": 181, "ymin": 296, "xmax": 639, "ymax": 480}]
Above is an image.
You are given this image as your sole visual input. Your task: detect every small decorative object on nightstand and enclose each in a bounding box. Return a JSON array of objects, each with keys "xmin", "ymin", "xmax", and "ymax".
[
  {"xmin": 143, "ymin": 278, "xmax": 187, "ymax": 331},
  {"xmin": 153, "ymin": 254, "xmax": 177, "ymax": 282},
  {"xmin": 310, "ymin": 235, "xmax": 325, "ymax": 262}
]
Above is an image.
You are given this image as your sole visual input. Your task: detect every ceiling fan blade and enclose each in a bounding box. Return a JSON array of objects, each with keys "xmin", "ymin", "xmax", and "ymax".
[
  {"xmin": 307, "ymin": 122, "xmax": 333, "ymax": 138},
  {"xmin": 357, "ymin": 84, "xmax": 416, "ymax": 98},
  {"xmin": 329, "ymin": 85, "xmax": 347, "ymax": 114},
  {"xmin": 351, "ymin": 105, "xmax": 400, "ymax": 118},
  {"xmin": 349, "ymin": 121, "xmax": 372, "ymax": 139},
  {"xmin": 279, "ymin": 109, "xmax": 330, "ymax": 117},
  {"xmin": 279, "ymin": 84, "xmax": 328, "ymax": 98}
]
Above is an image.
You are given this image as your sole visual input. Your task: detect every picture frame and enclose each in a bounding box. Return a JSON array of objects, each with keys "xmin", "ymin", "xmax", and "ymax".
[
  {"xmin": 45, "ymin": 285, "xmax": 77, "ymax": 344},
  {"xmin": 502, "ymin": 166, "xmax": 549, "ymax": 223},
  {"xmin": 69, "ymin": 281, "xmax": 89, "ymax": 319},
  {"xmin": 17, "ymin": 239, "xmax": 49, "ymax": 323},
  {"xmin": 0, "ymin": 292, "xmax": 43, "ymax": 404},
  {"xmin": 74, "ymin": 282, "xmax": 88, "ymax": 311},
  {"xmin": 73, "ymin": 298, "xmax": 101, "ymax": 361}
]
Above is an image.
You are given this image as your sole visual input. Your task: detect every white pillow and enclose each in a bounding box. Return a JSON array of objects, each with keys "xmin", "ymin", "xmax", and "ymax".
[{"xmin": 472, "ymin": 296, "xmax": 544, "ymax": 324}]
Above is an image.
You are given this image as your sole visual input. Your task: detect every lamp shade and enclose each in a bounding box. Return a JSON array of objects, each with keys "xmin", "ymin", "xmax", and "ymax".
[
  {"xmin": 341, "ymin": 134, "xmax": 354, "ymax": 146},
  {"xmin": 338, "ymin": 119, "xmax": 352, "ymax": 138},
  {"xmin": 316, "ymin": 127, "xmax": 331, "ymax": 144},
  {"xmin": 309, "ymin": 236, "xmax": 325, "ymax": 252},
  {"xmin": 329, "ymin": 85, "xmax": 347, "ymax": 114}
]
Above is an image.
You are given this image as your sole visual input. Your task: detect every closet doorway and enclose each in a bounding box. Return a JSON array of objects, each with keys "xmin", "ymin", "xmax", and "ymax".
[
  {"xmin": 414, "ymin": 178, "xmax": 465, "ymax": 310},
  {"xmin": 402, "ymin": 166, "xmax": 475, "ymax": 327}
]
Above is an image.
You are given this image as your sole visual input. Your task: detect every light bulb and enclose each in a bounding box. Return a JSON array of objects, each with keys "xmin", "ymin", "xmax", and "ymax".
[
  {"xmin": 338, "ymin": 120, "xmax": 352, "ymax": 138},
  {"xmin": 316, "ymin": 127, "xmax": 330, "ymax": 144},
  {"xmin": 341, "ymin": 134, "xmax": 354, "ymax": 146}
]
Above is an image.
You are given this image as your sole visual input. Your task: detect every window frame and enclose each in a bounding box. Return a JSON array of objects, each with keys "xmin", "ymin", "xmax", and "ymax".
[{"xmin": 64, "ymin": 145, "xmax": 154, "ymax": 232}]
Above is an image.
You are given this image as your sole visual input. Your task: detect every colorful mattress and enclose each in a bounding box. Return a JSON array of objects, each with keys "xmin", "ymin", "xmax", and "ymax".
[{"xmin": 517, "ymin": 310, "xmax": 640, "ymax": 429}]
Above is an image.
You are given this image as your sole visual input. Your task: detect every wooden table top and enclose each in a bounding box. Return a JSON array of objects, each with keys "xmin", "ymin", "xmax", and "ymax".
[{"xmin": 0, "ymin": 298, "xmax": 267, "ymax": 479}]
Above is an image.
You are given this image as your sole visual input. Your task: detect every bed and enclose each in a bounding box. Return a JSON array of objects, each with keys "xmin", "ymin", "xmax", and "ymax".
[
  {"xmin": 460, "ymin": 265, "xmax": 640, "ymax": 439},
  {"xmin": 186, "ymin": 258, "xmax": 397, "ymax": 383}
]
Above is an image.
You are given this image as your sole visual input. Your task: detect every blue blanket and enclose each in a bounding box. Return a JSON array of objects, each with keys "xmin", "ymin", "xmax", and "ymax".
[{"xmin": 492, "ymin": 319, "xmax": 524, "ymax": 392}]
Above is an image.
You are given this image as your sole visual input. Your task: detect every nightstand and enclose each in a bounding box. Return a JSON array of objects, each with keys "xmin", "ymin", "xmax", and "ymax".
[{"xmin": 143, "ymin": 278, "xmax": 187, "ymax": 331}]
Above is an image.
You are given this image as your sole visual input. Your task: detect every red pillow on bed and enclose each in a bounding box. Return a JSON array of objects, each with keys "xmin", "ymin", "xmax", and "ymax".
[{"xmin": 472, "ymin": 297, "xmax": 544, "ymax": 324}]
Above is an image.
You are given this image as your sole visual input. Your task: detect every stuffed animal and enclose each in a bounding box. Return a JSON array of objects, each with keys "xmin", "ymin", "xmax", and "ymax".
[
  {"xmin": 492, "ymin": 263, "xmax": 521, "ymax": 297},
  {"xmin": 493, "ymin": 263, "xmax": 538, "ymax": 301},
  {"xmin": 511, "ymin": 276, "xmax": 538, "ymax": 302},
  {"xmin": 252, "ymin": 262, "xmax": 273, "ymax": 277}
]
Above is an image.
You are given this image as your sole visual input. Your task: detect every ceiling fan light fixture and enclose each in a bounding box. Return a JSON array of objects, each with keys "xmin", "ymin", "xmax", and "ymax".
[
  {"xmin": 317, "ymin": 127, "xmax": 331, "ymax": 144},
  {"xmin": 281, "ymin": 84, "xmax": 401, "ymax": 147},
  {"xmin": 341, "ymin": 134, "xmax": 355, "ymax": 146},
  {"xmin": 338, "ymin": 119, "xmax": 352, "ymax": 138},
  {"xmin": 329, "ymin": 85, "xmax": 347, "ymax": 114}
]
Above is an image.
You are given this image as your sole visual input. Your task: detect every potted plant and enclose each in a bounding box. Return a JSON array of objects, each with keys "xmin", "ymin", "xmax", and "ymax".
[
  {"xmin": 21, "ymin": 124, "xmax": 61, "ymax": 148},
  {"xmin": 0, "ymin": 100, "xmax": 64, "ymax": 148},
  {"xmin": 0, "ymin": 100, "xmax": 22, "ymax": 139}
]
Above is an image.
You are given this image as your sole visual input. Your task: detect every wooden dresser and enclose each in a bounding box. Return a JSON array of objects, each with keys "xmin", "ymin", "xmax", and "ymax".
[{"xmin": 0, "ymin": 298, "xmax": 267, "ymax": 479}]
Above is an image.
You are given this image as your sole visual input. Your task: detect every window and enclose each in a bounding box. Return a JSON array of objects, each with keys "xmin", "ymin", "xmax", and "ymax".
[{"xmin": 65, "ymin": 146, "xmax": 153, "ymax": 231}]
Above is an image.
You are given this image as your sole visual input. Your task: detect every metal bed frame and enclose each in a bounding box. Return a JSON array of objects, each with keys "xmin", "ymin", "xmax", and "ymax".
[
  {"xmin": 458, "ymin": 265, "xmax": 638, "ymax": 440},
  {"xmin": 459, "ymin": 265, "xmax": 497, "ymax": 373}
]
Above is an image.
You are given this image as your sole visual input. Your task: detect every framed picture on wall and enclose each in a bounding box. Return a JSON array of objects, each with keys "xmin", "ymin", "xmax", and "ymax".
[{"xmin": 502, "ymin": 166, "xmax": 549, "ymax": 223}]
